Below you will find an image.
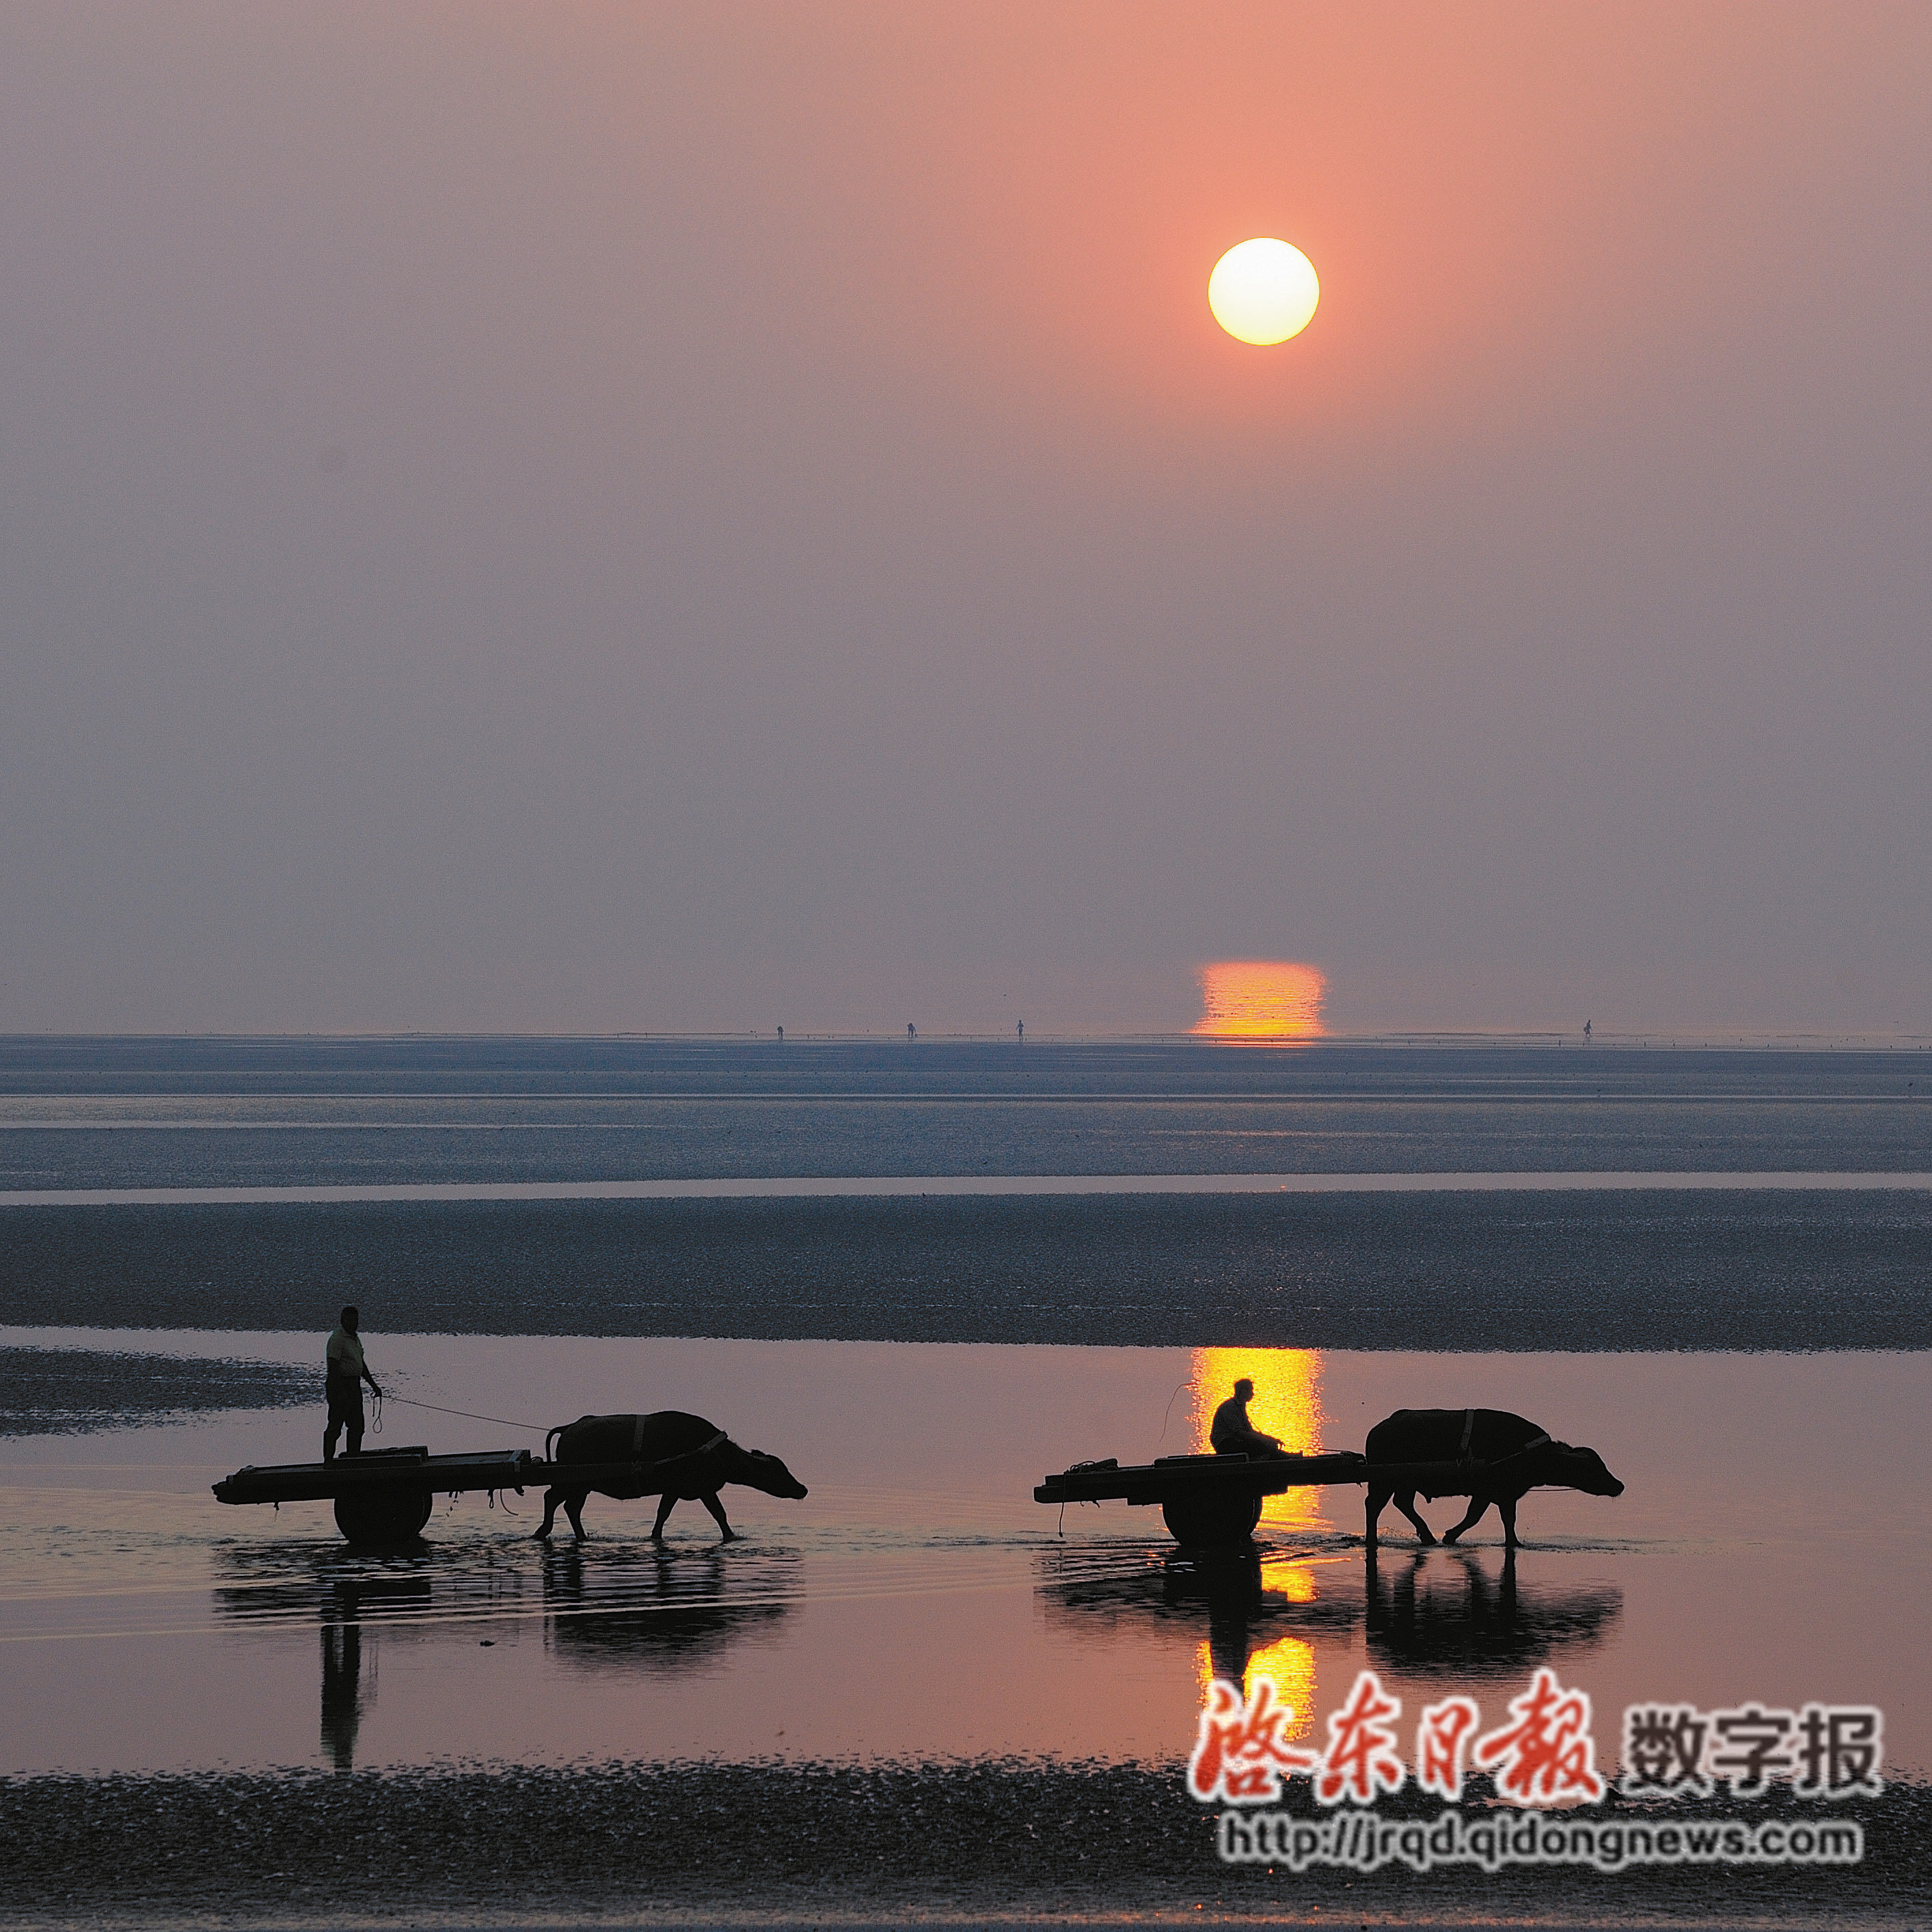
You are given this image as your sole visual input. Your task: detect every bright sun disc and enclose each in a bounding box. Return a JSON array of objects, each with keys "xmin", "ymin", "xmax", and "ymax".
[{"xmin": 1208, "ymin": 238, "xmax": 1319, "ymax": 345}]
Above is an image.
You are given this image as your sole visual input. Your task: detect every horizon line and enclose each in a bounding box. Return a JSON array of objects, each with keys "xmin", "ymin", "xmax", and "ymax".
[{"xmin": 0, "ymin": 1028, "xmax": 1927, "ymax": 1050}]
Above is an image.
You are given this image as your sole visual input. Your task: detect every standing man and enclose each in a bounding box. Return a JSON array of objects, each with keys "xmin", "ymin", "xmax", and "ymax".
[
  {"xmin": 324, "ymin": 1305, "xmax": 383, "ymax": 1461},
  {"xmin": 1210, "ymin": 1377, "xmax": 1285, "ymax": 1458}
]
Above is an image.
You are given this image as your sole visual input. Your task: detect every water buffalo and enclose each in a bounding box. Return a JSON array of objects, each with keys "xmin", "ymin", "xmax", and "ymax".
[
  {"xmin": 1364, "ymin": 1408, "xmax": 1623, "ymax": 1551},
  {"xmin": 532, "ymin": 1411, "xmax": 808, "ymax": 1543}
]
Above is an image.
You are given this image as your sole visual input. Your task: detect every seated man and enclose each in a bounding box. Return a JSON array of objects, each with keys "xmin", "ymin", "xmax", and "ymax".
[{"xmin": 1210, "ymin": 1377, "xmax": 1285, "ymax": 1458}]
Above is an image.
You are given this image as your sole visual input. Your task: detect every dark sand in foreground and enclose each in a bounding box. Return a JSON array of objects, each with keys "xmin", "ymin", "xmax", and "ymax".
[{"xmin": 3, "ymin": 1764, "xmax": 1923, "ymax": 1928}]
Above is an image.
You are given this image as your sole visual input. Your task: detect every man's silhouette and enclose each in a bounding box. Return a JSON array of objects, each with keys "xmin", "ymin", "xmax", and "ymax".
[
  {"xmin": 324, "ymin": 1305, "xmax": 383, "ymax": 1460},
  {"xmin": 1210, "ymin": 1377, "xmax": 1285, "ymax": 1458}
]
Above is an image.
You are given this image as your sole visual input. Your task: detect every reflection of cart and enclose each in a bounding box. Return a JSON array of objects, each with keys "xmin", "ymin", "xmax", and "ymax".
[
  {"xmin": 213, "ymin": 1446, "xmax": 653, "ymax": 1545},
  {"xmin": 1034, "ymin": 1450, "xmax": 1493, "ymax": 1549}
]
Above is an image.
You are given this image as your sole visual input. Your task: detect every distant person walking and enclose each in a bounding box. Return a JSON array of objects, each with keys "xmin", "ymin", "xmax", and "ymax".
[
  {"xmin": 1210, "ymin": 1377, "xmax": 1285, "ymax": 1458},
  {"xmin": 324, "ymin": 1305, "xmax": 383, "ymax": 1461}
]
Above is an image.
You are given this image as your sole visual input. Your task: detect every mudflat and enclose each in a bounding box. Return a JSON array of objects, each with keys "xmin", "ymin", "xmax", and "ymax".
[{"xmin": 2, "ymin": 1763, "xmax": 1924, "ymax": 1929}]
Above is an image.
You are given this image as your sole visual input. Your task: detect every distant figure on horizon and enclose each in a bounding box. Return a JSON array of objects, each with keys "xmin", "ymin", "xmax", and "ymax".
[
  {"xmin": 1584, "ymin": 1019, "xmax": 1593, "ymax": 1042},
  {"xmin": 908, "ymin": 1023, "xmax": 916, "ymax": 1040},
  {"xmin": 324, "ymin": 1305, "xmax": 383, "ymax": 1461},
  {"xmin": 1017, "ymin": 1020, "xmax": 1024, "ymax": 1042},
  {"xmin": 776, "ymin": 1026, "xmax": 783, "ymax": 1041},
  {"xmin": 1210, "ymin": 1378, "xmax": 1285, "ymax": 1458}
]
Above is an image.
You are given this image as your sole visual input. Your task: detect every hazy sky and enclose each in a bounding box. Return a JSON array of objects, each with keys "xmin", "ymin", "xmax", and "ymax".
[{"xmin": 3, "ymin": 2, "xmax": 1927, "ymax": 1035}]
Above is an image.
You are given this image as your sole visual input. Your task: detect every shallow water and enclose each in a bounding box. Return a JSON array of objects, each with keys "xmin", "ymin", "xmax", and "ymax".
[
  {"xmin": 2, "ymin": 1332, "xmax": 1922, "ymax": 1778},
  {"xmin": 5, "ymin": 1039, "xmax": 1931, "ymax": 1188}
]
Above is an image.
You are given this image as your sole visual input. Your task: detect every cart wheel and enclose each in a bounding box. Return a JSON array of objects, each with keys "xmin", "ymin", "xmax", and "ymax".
[
  {"xmin": 334, "ymin": 1486, "xmax": 434, "ymax": 1546},
  {"xmin": 1162, "ymin": 1490, "xmax": 1264, "ymax": 1549}
]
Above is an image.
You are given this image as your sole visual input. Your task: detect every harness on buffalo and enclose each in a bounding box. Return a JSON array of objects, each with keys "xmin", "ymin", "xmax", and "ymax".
[
  {"xmin": 1459, "ymin": 1410, "xmax": 1550, "ymax": 1467},
  {"xmin": 631, "ymin": 1419, "xmax": 730, "ymax": 1469}
]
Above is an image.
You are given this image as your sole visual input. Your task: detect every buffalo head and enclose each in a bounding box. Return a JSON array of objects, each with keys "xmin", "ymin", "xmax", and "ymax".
[
  {"xmin": 726, "ymin": 1443, "xmax": 809, "ymax": 1501},
  {"xmin": 1548, "ymin": 1442, "xmax": 1624, "ymax": 1497}
]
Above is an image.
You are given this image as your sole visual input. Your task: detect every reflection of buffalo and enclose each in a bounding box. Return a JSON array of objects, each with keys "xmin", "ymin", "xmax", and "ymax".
[
  {"xmin": 534, "ymin": 1411, "xmax": 809, "ymax": 1543},
  {"xmin": 1037, "ymin": 1539, "xmax": 1620, "ymax": 1685},
  {"xmin": 1365, "ymin": 1409, "xmax": 1624, "ymax": 1549},
  {"xmin": 542, "ymin": 1547, "xmax": 794, "ymax": 1674},
  {"xmin": 1364, "ymin": 1545, "xmax": 1622, "ymax": 1674}
]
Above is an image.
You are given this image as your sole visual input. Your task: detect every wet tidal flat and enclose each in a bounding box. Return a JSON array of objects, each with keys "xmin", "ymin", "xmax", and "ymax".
[
  {"xmin": 8, "ymin": 1188, "xmax": 1932, "ymax": 1350},
  {"xmin": 1, "ymin": 1333, "xmax": 1924, "ymax": 1780}
]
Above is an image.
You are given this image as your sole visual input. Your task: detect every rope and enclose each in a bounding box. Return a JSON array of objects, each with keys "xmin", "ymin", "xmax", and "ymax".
[
  {"xmin": 383, "ymin": 1394, "xmax": 549, "ymax": 1434},
  {"xmin": 1154, "ymin": 1378, "xmax": 1191, "ymax": 1451},
  {"xmin": 364, "ymin": 1390, "xmax": 731, "ymax": 1458}
]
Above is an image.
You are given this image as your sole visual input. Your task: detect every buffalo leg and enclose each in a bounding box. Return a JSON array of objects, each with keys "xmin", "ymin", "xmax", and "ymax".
[
  {"xmin": 564, "ymin": 1491, "xmax": 588, "ymax": 1542},
  {"xmin": 701, "ymin": 1492, "xmax": 738, "ymax": 1542},
  {"xmin": 1497, "ymin": 1494, "xmax": 1520, "ymax": 1549},
  {"xmin": 1368, "ymin": 1486, "xmax": 1438, "ymax": 1546},
  {"xmin": 651, "ymin": 1493, "xmax": 678, "ymax": 1540},
  {"xmin": 1441, "ymin": 1494, "xmax": 1492, "ymax": 1545},
  {"xmin": 1392, "ymin": 1491, "xmax": 1437, "ymax": 1545},
  {"xmin": 1365, "ymin": 1485, "xmax": 1389, "ymax": 1547},
  {"xmin": 533, "ymin": 1487, "xmax": 562, "ymax": 1541}
]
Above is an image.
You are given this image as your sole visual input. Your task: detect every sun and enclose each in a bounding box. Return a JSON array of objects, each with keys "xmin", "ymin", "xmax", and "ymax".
[{"xmin": 1208, "ymin": 238, "xmax": 1320, "ymax": 345}]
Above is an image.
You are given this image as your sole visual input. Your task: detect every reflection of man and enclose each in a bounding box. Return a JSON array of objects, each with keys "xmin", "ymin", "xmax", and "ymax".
[
  {"xmin": 324, "ymin": 1305, "xmax": 383, "ymax": 1460},
  {"xmin": 320, "ymin": 1609, "xmax": 363, "ymax": 1772},
  {"xmin": 1210, "ymin": 1378, "xmax": 1285, "ymax": 1458}
]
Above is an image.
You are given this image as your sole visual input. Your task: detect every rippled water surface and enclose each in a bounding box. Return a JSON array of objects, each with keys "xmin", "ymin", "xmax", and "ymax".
[{"xmin": 4, "ymin": 1037, "xmax": 1931, "ymax": 1188}]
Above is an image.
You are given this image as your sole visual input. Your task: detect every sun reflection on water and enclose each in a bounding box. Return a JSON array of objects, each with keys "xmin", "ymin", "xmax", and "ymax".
[
  {"xmin": 1191, "ymin": 1580, "xmax": 1321, "ymax": 1744},
  {"xmin": 1182, "ymin": 1350, "xmax": 1333, "ymax": 1745},
  {"xmin": 1191, "ymin": 960, "xmax": 1326, "ymax": 1039}
]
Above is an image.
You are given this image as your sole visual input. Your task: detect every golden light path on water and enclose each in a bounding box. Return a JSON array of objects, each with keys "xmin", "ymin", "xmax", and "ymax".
[
  {"xmin": 1188, "ymin": 1346, "xmax": 1330, "ymax": 1737},
  {"xmin": 1190, "ymin": 960, "xmax": 1326, "ymax": 1038}
]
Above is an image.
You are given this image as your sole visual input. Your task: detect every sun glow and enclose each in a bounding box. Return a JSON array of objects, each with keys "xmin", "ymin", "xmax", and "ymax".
[
  {"xmin": 1189, "ymin": 1346, "xmax": 1331, "ymax": 1532},
  {"xmin": 1208, "ymin": 239, "xmax": 1320, "ymax": 345},
  {"xmin": 1191, "ymin": 960, "xmax": 1326, "ymax": 1039},
  {"xmin": 1187, "ymin": 1348, "xmax": 1333, "ymax": 1720}
]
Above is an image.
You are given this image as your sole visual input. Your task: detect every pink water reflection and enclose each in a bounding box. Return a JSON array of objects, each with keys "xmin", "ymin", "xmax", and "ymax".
[{"xmin": 0, "ymin": 1335, "xmax": 1923, "ymax": 1774}]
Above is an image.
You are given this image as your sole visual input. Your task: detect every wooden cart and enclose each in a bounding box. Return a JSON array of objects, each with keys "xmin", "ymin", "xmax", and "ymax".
[
  {"xmin": 1035, "ymin": 1448, "xmax": 1488, "ymax": 1548},
  {"xmin": 213, "ymin": 1445, "xmax": 662, "ymax": 1545}
]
